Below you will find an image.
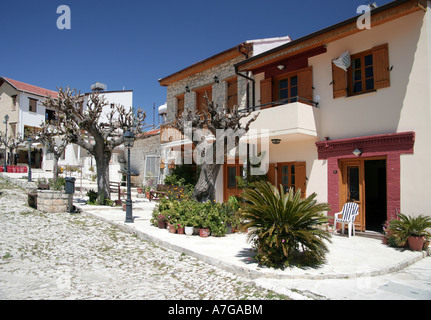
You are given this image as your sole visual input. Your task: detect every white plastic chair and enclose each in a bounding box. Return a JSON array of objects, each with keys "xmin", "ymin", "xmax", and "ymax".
[{"xmin": 333, "ymin": 202, "xmax": 359, "ymax": 238}]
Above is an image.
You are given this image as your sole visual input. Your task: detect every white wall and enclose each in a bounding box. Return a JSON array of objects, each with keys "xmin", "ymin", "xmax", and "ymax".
[
  {"xmin": 18, "ymin": 92, "xmax": 47, "ymax": 135},
  {"xmin": 307, "ymin": 10, "xmax": 431, "ymax": 215},
  {"xmin": 59, "ymin": 90, "xmax": 133, "ymax": 182}
]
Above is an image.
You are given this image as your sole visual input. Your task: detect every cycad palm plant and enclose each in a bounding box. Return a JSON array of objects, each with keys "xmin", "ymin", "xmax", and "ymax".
[
  {"xmin": 240, "ymin": 181, "xmax": 331, "ymax": 268},
  {"xmin": 388, "ymin": 213, "xmax": 431, "ymax": 247}
]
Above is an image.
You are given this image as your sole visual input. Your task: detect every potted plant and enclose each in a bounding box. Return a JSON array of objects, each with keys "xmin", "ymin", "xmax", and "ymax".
[
  {"xmin": 156, "ymin": 214, "xmax": 166, "ymax": 229},
  {"xmin": 137, "ymin": 183, "xmax": 143, "ymax": 194},
  {"xmin": 389, "ymin": 213, "xmax": 431, "ymax": 251},
  {"xmin": 176, "ymin": 222, "xmax": 185, "ymax": 234},
  {"xmin": 145, "ymin": 186, "xmax": 152, "ymax": 199},
  {"xmin": 168, "ymin": 221, "xmax": 176, "ymax": 233}
]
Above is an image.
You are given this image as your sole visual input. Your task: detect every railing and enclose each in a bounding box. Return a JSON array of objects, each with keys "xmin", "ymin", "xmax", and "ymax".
[
  {"xmin": 239, "ymin": 96, "xmax": 319, "ymax": 113},
  {"xmin": 160, "ymin": 123, "xmax": 184, "ymax": 144}
]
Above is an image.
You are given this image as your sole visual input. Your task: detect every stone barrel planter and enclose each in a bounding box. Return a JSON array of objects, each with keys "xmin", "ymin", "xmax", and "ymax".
[{"xmin": 37, "ymin": 190, "xmax": 69, "ymax": 213}]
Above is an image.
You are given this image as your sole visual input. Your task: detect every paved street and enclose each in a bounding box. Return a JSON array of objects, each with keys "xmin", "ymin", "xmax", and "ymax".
[{"xmin": 0, "ymin": 179, "xmax": 287, "ymax": 300}]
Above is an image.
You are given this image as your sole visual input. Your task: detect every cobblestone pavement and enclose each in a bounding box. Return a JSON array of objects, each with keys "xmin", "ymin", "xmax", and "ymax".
[{"xmin": 0, "ymin": 179, "xmax": 288, "ymax": 300}]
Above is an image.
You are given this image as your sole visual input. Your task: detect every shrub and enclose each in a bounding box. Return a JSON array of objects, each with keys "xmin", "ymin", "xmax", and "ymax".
[
  {"xmin": 85, "ymin": 189, "xmax": 113, "ymax": 206},
  {"xmin": 240, "ymin": 181, "xmax": 331, "ymax": 268},
  {"xmin": 150, "ymin": 197, "xmax": 238, "ymax": 236},
  {"xmin": 86, "ymin": 189, "xmax": 98, "ymax": 205},
  {"xmin": 388, "ymin": 213, "xmax": 431, "ymax": 247}
]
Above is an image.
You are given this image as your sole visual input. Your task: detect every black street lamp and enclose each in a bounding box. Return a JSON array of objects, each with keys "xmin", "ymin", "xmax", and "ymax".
[
  {"xmin": 3, "ymin": 114, "xmax": 9, "ymax": 172},
  {"xmin": 27, "ymin": 137, "xmax": 32, "ymax": 182},
  {"xmin": 123, "ymin": 129, "xmax": 135, "ymax": 223}
]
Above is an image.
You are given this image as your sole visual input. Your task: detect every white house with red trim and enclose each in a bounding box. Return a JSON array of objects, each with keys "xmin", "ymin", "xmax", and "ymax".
[
  {"xmin": 0, "ymin": 77, "xmax": 58, "ymax": 169},
  {"xmin": 235, "ymin": 0, "xmax": 430, "ymax": 232},
  {"xmin": 0, "ymin": 77, "xmax": 133, "ymax": 183},
  {"xmin": 159, "ymin": 0, "xmax": 431, "ymax": 233}
]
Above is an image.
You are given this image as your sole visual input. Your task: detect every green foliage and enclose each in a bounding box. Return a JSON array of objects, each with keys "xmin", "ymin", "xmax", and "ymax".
[
  {"xmin": 85, "ymin": 189, "xmax": 113, "ymax": 206},
  {"xmin": 164, "ymin": 164, "xmax": 199, "ymax": 195},
  {"xmin": 240, "ymin": 181, "xmax": 331, "ymax": 268},
  {"xmin": 50, "ymin": 177, "xmax": 65, "ymax": 190},
  {"xmin": 388, "ymin": 213, "xmax": 431, "ymax": 247},
  {"xmin": 37, "ymin": 177, "xmax": 66, "ymax": 190},
  {"xmin": 86, "ymin": 189, "xmax": 98, "ymax": 205},
  {"xmin": 150, "ymin": 196, "xmax": 240, "ymax": 236}
]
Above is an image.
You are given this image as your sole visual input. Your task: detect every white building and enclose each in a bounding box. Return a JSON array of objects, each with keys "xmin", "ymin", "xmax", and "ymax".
[
  {"xmin": 0, "ymin": 77, "xmax": 58, "ymax": 168},
  {"xmin": 57, "ymin": 84, "xmax": 134, "ymax": 183}
]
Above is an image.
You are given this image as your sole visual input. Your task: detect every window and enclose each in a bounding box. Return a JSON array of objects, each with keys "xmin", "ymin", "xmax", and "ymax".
[
  {"xmin": 176, "ymin": 95, "xmax": 184, "ymax": 118},
  {"xmin": 332, "ymin": 43, "xmax": 390, "ymax": 98},
  {"xmin": 195, "ymin": 85, "xmax": 212, "ymax": 113},
  {"xmin": 144, "ymin": 155, "xmax": 160, "ymax": 186},
  {"xmin": 277, "ymin": 75, "xmax": 298, "ymax": 103},
  {"xmin": 260, "ymin": 66, "xmax": 313, "ymax": 108},
  {"xmin": 349, "ymin": 51, "xmax": 375, "ymax": 95},
  {"xmin": 227, "ymin": 78, "xmax": 238, "ymax": 110},
  {"xmin": 29, "ymin": 98, "xmax": 37, "ymax": 113},
  {"xmin": 46, "ymin": 109, "xmax": 56, "ymax": 123},
  {"xmin": 11, "ymin": 95, "xmax": 17, "ymax": 110}
]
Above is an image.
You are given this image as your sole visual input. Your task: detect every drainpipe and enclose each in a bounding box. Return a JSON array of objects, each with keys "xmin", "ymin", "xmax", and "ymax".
[
  {"xmin": 235, "ymin": 44, "xmax": 255, "ymax": 111},
  {"xmin": 235, "ymin": 67, "xmax": 255, "ymax": 111}
]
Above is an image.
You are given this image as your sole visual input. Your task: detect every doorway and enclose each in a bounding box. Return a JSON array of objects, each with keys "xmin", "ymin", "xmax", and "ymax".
[
  {"xmin": 340, "ymin": 157, "xmax": 387, "ymax": 232},
  {"xmin": 223, "ymin": 160, "xmax": 244, "ymax": 202},
  {"xmin": 365, "ymin": 159, "xmax": 387, "ymax": 232}
]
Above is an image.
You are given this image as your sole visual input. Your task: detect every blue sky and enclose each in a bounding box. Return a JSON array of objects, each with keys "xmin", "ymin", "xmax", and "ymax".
[{"xmin": 1, "ymin": 0, "xmax": 393, "ymax": 126}]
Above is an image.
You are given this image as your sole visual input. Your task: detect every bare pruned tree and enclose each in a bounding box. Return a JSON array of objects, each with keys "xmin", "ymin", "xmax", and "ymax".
[
  {"xmin": 0, "ymin": 133, "xmax": 25, "ymax": 166},
  {"xmin": 173, "ymin": 96, "xmax": 258, "ymax": 202},
  {"xmin": 43, "ymin": 87, "xmax": 146, "ymax": 203}
]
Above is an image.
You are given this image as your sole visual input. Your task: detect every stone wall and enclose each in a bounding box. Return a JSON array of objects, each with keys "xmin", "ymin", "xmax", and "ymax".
[
  {"xmin": 129, "ymin": 132, "xmax": 161, "ymax": 186},
  {"xmin": 165, "ymin": 55, "xmax": 249, "ymax": 124},
  {"xmin": 37, "ymin": 190, "xmax": 69, "ymax": 213}
]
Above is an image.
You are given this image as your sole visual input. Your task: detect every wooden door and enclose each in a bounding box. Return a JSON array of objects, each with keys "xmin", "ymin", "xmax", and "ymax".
[
  {"xmin": 340, "ymin": 159, "xmax": 365, "ymax": 231},
  {"xmin": 276, "ymin": 162, "xmax": 306, "ymax": 198},
  {"xmin": 223, "ymin": 162, "xmax": 243, "ymax": 202}
]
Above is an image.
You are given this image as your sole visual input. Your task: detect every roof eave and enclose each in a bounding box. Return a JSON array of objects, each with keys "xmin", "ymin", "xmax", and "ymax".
[{"xmin": 235, "ymin": 0, "xmax": 426, "ymax": 72}]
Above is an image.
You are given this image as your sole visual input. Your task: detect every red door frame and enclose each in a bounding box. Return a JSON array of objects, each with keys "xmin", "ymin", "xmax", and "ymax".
[{"xmin": 316, "ymin": 132, "xmax": 415, "ymax": 222}]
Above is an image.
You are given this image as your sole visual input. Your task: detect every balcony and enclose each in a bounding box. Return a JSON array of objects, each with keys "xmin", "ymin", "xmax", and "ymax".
[
  {"xmin": 240, "ymin": 97, "xmax": 320, "ymax": 142},
  {"xmin": 160, "ymin": 97, "xmax": 319, "ymax": 144},
  {"xmin": 160, "ymin": 123, "xmax": 184, "ymax": 144}
]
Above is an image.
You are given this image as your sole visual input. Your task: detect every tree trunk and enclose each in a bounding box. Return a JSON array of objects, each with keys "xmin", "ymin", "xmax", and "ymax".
[
  {"xmin": 53, "ymin": 156, "xmax": 59, "ymax": 183},
  {"xmin": 94, "ymin": 151, "xmax": 112, "ymax": 203},
  {"xmin": 193, "ymin": 163, "xmax": 221, "ymax": 203}
]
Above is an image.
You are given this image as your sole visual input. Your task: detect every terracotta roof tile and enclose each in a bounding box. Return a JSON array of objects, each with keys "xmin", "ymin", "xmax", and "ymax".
[{"xmin": 1, "ymin": 77, "xmax": 58, "ymax": 98}]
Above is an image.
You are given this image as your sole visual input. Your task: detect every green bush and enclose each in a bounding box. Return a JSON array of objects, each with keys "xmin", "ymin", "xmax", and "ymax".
[
  {"xmin": 240, "ymin": 181, "xmax": 331, "ymax": 268},
  {"xmin": 150, "ymin": 197, "xmax": 238, "ymax": 236},
  {"xmin": 86, "ymin": 189, "xmax": 98, "ymax": 205},
  {"xmin": 388, "ymin": 213, "xmax": 431, "ymax": 247}
]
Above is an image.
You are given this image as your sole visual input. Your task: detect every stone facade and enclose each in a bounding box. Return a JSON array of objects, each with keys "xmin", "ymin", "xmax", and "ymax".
[
  {"xmin": 129, "ymin": 132, "xmax": 161, "ymax": 187},
  {"xmin": 37, "ymin": 190, "xmax": 69, "ymax": 213},
  {"xmin": 165, "ymin": 55, "xmax": 249, "ymax": 124}
]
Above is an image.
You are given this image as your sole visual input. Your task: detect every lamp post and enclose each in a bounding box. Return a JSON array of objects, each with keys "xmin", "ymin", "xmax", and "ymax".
[
  {"xmin": 123, "ymin": 129, "xmax": 135, "ymax": 223},
  {"xmin": 27, "ymin": 137, "xmax": 32, "ymax": 182},
  {"xmin": 3, "ymin": 114, "xmax": 9, "ymax": 172}
]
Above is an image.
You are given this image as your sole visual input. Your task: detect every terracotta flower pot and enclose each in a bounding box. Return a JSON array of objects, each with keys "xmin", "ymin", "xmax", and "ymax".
[
  {"xmin": 158, "ymin": 220, "xmax": 166, "ymax": 229},
  {"xmin": 168, "ymin": 223, "xmax": 176, "ymax": 233},
  {"xmin": 408, "ymin": 236, "xmax": 426, "ymax": 251},
  {"xmin": 177, "ymin": 226, "xmax": 184, "ymax": 234},
  {"xmin": 137, "ymin": 187, "xmax": 143, "ymax": 194},
  {"xmin": 199, "ymin": 228, "xmax": 210, "ymax": 237}
]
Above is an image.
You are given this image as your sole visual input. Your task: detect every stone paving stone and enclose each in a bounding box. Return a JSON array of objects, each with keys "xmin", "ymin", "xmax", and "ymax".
[{"xmin": 0, "ymin": 179, "xmax": 290, "ymax": 300}]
